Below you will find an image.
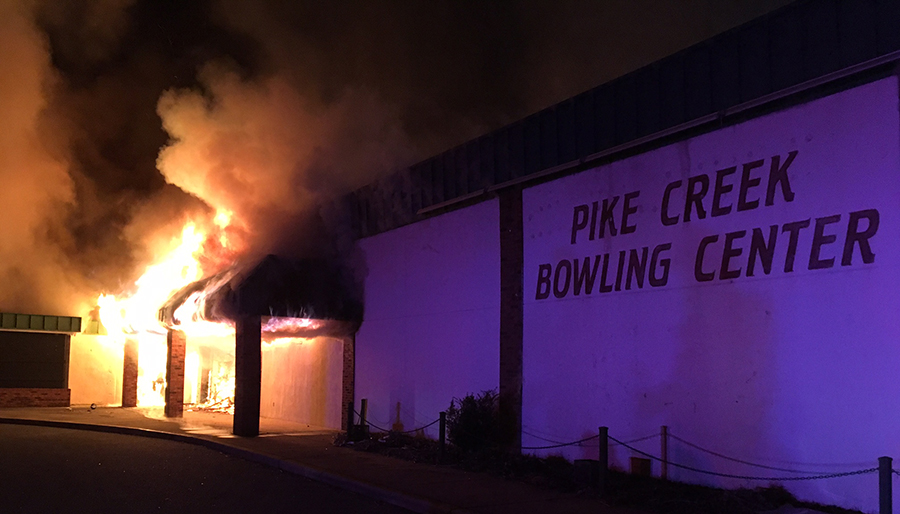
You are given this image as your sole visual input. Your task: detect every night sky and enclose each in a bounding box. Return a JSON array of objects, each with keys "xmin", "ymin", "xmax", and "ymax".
[{"xmin": 0, "ymin": 0, "xmax": 792, "ymax": 314}]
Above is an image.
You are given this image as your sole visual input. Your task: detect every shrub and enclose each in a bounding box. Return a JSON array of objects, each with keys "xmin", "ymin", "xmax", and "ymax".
[{"xmin": 446, "ymin": 390, "xmax": 499, "ymax": 452}]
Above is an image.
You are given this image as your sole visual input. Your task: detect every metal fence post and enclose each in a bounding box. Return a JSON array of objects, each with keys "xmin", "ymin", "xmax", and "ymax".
[
  {"xmin": 392, "ymin": 402, "xmax": 403, "ymax": 432},
  {"xmin": 661, "ymin": 425, "xmax": 668, "ymax": 481},
  {"xmin": 346, "ymin": 401, "xmax": 355, "ymax": 437},
  {"xmin": 439, "ymin": 411, "xmax": 446, "ymax": 462},
  {"xmin": 599, "ymin": 426, "xmax": 608, "ymax": 493},
  {"xmin": 880, "ymin": 456, "xmax": 892, "ymax": 514},
  {"xmin": 360, "ymin": 398, "xmax": 368, "ymax": 431}
]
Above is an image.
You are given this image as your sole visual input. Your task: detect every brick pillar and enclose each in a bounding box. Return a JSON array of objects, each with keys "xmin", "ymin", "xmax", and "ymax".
[
  {"xmin": 164, "ymin": 329, "xmax": 186, "ymax": 418},
  {"xmin": 122, "ymin": 338, "xmax": 138, "ymax": 407},
  {"xmin": 341, "ymin": 334, "xmax": 355, "ymax": 431},
  {"xmin": 499, "ymin": 187, "xmax": 524, "ymax": 452},
  {"xmin": 233, "ymin": 315, "xmax": 261, "ymax": 437}
]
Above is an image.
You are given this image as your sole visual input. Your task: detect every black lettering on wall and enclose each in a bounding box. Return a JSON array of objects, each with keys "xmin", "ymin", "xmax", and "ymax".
[
  {"xmin": 599, "ymin": 196, "xmax": 619, "ymax": 238},
  {"xmin": 766, "ymin": 151, "xmax": 797, "ymax": 206},
  {"xmin": 621, "ymin": 191, "xmax": 640, "ymax": 235},
  {"xmin": 695, "ymin": 235, "xmax": 718, "ymax": 282},
  {"xmin": 782, "ymin": 219, "xmax": 811, "ymax": 272},
  {"xmin": 842, "ymin": 209, "xmax": 879, "ymax": 265},
  {"xmin": 535, "ymin": 264, "xmax": 552, "ymax": 300},
  {"xmin": 809, "ymin": 215, "xmax": 841, "ymax": 270},
  {"xmin": 589, "ymin": 201, "xmax": 599, "ymax": 241},
  {"xmin": 747, "ymin": 225, "xmax": 777, "ymax": 276},
  {"xmin": 553, "ymin": 260, "xmax": 572, "ymax": 298},
  {"xmin": 599, "ymin": 252, "xmax": 614, "ymax": 293},
  {"xmin": 684, "ymin": 175, "xmax": 709, "ymax": 222},
  {"xmin": 614, "ymin": 250, "xmax": 626, "ymax": 291},
  {"xmin": 738, "ymin": 159, "xmax": 764, "ymax": 211},
  {"xmin": 570, "ymin": 205, "xmax": 589, "ymax": 244},
  {"xmin": 573, "ymin": 256, "xmax": 601, "ymax": 295},
  {"xmin": 720, "ymin": 230, "xmax": 746, "ymax": 280},
  {"xmin": 661, "ymin": 180, "xmax": 681, "ymax": 226},
  {"xmin": 649, "ymin": 243, "xmax": 672, "ymax": 287},
  {"xmin": 625, "ymin": 247, "xmax": 648, "ymax": 290},
  {"xmin": 712, "ymin": 166, "xmax": 736, "ymax": 217}
]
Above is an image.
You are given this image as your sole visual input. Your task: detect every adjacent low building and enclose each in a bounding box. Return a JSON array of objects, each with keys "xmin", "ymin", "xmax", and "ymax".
[{"xmin": 0, "ymin": 312, "xmax": 81, "ymax": 407}]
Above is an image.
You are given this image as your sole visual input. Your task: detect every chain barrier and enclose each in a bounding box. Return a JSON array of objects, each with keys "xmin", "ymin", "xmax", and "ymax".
[
  {"xmin": 893, "ymin": 469, "xmax": 900, "ymax": 477},
  {"xmin": 401, "ymin": 407, "xmax": 440, "ymax": 430},
  {"xmin": 610, "ymin": 433, "xmax": 659, "ymax": 447},
  {"xmin": 353, "ymin": 409, "xmax": 440, "ymax": 435},
  {"xmin": 350, "ymin": 412, "xmax": 886, "ymax": 483},
  {"xmin": 609, "ymin": 434, "xmax": 878, "ymax": 482},
  {"xmin": 522, "ymin": 429, "xmax": 599, "ymax": 447},
  {"xmin": 396, "ymin": 418, "xmax": 440, "ymax": 434},
  {"xmin": 353, "ymin": 410, "xmax": 391, "ymax": 433},
  {"xmin": 521, "ymin": 429, "xmax": 658, "ymax": 450},
  {"xmin": 521, "ymin": 429, "xmax": 572, "ymax": 446},
  {"xmin": 521, "ymin": 434, "xmax": 599, "ymax": 450},
  {"xmin": 668, "ymin": 432, "xmax": 828, "ymax": 474}
]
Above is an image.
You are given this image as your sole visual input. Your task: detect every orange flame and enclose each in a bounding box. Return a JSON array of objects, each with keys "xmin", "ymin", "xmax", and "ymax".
[
  {"xmin": 94, "ymin": 208, "xmax": 328, "ymax": 412},
  {"xmin": 97, "ymin": 209, "xmax": 242, "ymax": 407}
]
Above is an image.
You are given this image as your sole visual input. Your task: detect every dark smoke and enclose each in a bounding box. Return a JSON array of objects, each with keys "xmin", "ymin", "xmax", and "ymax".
[{"xmin": 0, "ymin": 0, "xmax": 792, "ymax": 315}]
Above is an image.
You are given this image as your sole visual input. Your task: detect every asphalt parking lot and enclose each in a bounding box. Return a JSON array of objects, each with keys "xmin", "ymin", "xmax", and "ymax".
[{"xmin": 0, "ymin": 424, "xmax": 411, "ymax": 514}]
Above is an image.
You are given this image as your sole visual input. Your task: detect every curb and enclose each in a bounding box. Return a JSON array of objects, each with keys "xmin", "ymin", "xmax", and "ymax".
[{"xmin": 0, "ymin": 417, "xmax": 474, "ymax": 514}]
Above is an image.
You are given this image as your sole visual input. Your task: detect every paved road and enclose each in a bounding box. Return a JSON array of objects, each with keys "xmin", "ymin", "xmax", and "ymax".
[{"xmin": 0, "ymin": 424, "xmax": 411, "ymax": 514}]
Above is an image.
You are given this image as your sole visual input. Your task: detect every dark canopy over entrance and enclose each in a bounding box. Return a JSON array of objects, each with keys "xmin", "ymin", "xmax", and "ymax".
[{"xmin": 154, "ymin": 255, "xmax": 363, "ymax": 435}]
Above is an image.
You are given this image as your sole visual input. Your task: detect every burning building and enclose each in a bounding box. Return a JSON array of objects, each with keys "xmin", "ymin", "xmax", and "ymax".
[{"xmin": 68, "ymin": 211, "xmax": 361, "ymax": 436}]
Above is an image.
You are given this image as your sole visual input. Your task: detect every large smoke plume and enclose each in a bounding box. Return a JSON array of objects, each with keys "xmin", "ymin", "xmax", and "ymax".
[
  {"xmin": 0, "ymin": 1, "xmax": 80, "ymax": 314},
  {"xmin": 0, "ymin": 0, "xmax": 792, "ymax": 316},
  {"xmin": 155, "ymin": 64, "xmax": 413, "ymax": 261}
]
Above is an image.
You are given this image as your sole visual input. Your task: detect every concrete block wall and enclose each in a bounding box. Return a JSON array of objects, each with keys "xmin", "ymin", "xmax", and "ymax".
[{"xmin": 355, "ymin": 199, "xmax": 500, "ymax": 437}]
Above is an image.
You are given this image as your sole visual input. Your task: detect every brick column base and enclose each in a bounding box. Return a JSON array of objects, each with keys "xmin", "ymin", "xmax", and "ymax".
[
  {"xmin": 165, "ymin": 329, "xmax": 186, "ymax": 418},
  {"xmin": 122, "ymin": 338, "xmax": 138, "ymax": 407}
]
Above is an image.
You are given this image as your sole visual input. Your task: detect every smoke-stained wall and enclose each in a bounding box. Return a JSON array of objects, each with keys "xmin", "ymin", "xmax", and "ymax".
[
  {"xmin": 520, "ymin": 77, "xmax": 900, "ymax": 511},
  {"xmin": 355, "ymin": 200, "xmax": 500, "ymax": 435}
]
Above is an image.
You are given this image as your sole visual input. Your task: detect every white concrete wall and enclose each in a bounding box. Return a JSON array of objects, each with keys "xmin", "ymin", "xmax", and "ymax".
[
  {"xmin": 260, "ymin": 336, "xmax": 344, "ymax": 429},
  {"xmin": 68, "ymin": 334, "xmax": 123, "ymax": 406},
  {"xmin": 356, "ymin": 199, "xmax": 500, "ymax": 436},
  {"xmin": 521, "ymin": 77, "xmax": 900, "ymax": 512}
]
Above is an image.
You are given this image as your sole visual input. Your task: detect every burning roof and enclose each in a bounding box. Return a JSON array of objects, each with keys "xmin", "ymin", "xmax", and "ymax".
[{"xmin": 158, "ymin": 254, "xmax": 363, "ymax": 337}]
